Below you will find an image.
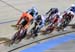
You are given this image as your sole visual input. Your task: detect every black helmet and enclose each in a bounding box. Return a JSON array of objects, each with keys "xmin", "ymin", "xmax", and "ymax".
[{"xmin": 36, "ymin": 15, "xmax": 41, "ymax": 21}]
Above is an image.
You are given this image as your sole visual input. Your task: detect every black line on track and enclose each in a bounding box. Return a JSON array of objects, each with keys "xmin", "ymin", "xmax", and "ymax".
[
  {"xmin": 0, "ymin": 0, "xmax": 23, "ymax": 13},
  {"xmin": 8, "ymin": 30, "xmax": 75, "ymax": 52}
]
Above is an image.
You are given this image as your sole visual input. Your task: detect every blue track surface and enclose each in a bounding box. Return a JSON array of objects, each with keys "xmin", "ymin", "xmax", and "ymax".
[{"xmin": 20, "ymin": 33, "xmax": 75, "ymax": 52}]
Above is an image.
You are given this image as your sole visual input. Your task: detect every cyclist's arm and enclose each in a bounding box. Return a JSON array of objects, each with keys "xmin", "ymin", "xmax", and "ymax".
[
  {"xmin": 46, "ymin": 9, "xmax": 51, "ymax": 14},
  {"xmin": 16, "ymin": 17, "xmax": 23, "ymax": 25}
]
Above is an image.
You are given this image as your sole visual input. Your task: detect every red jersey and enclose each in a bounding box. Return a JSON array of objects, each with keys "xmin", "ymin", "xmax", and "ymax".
[{"xmin": 52, "ymin": 16, "xmax": 58, "ymax": 24}]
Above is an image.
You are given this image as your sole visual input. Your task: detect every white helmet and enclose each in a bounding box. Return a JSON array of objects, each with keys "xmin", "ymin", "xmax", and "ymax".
[
  {"xmin": 67, "ymin": 11, "xmax": 74, "ymax": 15},
  {"xmin": 71, "ymin": 4, "xmax": 75, "ymax": 7}
]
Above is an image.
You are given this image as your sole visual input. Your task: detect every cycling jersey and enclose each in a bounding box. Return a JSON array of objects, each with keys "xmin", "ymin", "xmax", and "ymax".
[{"xmin": 16, "ymin": 12, "xmax": 33, "ymax": 29}]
